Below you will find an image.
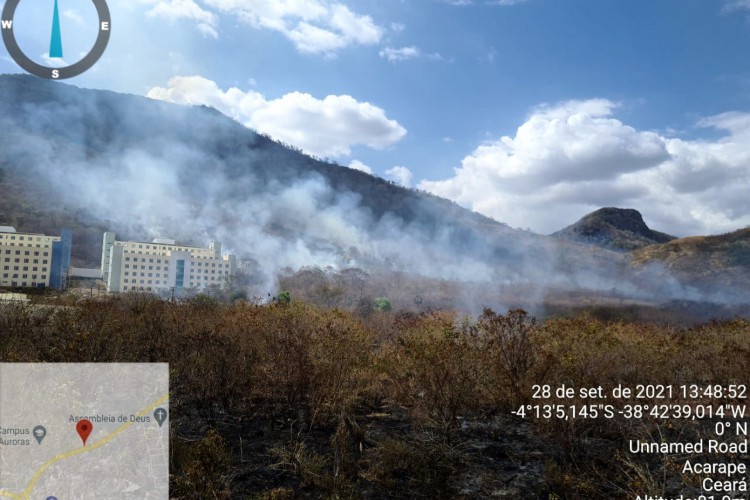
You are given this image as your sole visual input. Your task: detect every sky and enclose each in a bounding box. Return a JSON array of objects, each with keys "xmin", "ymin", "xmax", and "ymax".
[{"xmin": 2, "ymin": 0, "xmax": 750, "ymax": 237}]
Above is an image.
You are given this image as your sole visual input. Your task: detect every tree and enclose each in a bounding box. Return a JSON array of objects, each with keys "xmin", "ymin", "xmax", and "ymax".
[{"xmin": 373, "ymin": 297, "xmax": 392, "ymax": 312}]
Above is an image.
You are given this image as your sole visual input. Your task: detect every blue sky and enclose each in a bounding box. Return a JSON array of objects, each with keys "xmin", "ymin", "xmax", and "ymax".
[{"xmin": 3, "ymin": 0, "xmax": 750, "ymax": 236}]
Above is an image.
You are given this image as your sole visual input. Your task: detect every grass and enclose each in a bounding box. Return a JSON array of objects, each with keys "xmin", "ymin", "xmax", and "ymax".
[{"xmin": 1, "ymin": 296, "xmax": 748, "ymax": 498}]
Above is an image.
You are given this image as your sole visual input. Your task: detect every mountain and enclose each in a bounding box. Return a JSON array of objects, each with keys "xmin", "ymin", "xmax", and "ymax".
[
  {"xmin": 630, "ymin": 227, "xmax": 750, "ymax": 294},
  {"xmin": 0, "ymin": 74, "xmax": 627, "ymax": 294},
  {"xmin": 2, "ymin": 74, "xmax": 747, "ymax": 306},
  {"xmin": 552, "ymin": 207, "xmax": 676, "ymax": 252}
]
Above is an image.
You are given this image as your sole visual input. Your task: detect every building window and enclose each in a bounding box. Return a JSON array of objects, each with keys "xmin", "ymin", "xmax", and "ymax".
[{"xmin": 175, "ymin": 259, "xmax": 185, "ymax": 288}]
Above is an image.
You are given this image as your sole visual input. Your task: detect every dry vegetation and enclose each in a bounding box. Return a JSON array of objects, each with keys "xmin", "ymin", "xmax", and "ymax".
[
  {"xmin": 631, "ymin": 227, "xmax": 750, "ymax": 291},
  {"xmin": 1, "ymin": 295, "xmax": 748, "ymax": 498}
]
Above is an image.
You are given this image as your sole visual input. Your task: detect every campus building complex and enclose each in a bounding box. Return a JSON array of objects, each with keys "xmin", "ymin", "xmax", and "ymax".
[
  {"xmin": 0, "ymin": 226, "xmax": 72, "ymax": 289},
  {"xmin": 100, "ymin": 232, "xmax": 237, "ymax": 293}
]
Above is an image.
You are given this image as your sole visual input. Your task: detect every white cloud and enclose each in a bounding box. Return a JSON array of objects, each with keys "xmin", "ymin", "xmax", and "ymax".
[
  {"xmin": 723, "ymin": 0, "xmax": 750, "ymax": 12},
  {"xmin": 419, "ymin": 99, "xmax": 750, "ymax": 236},
  {"xmin": 140, "ymin": 0, "xmax": 218, "ymax": 38},
  {"xmin": 41, "ymin": 54, "xmax": 69, "ymax": 67},
  {"xmin": 202, "ymin": 0, "xmax": 383, "ymax": 54},
  {"xmin": 386, "ymin": 166, "xmax": 413, "ymax": 187},
  {"xmin": 379, "ymin": 46, "xmax": 421, "ymax": 62},
  {"xmin": 147, "ymin": 76, "xmax": 406, "ymax": 158},
  {"xmin": 349, "ymin": 160, "xmax": 373, "ymax": 174},
  {"xmin": 62, "ymin": 9, "xmax": 85, "ymax": 26},
  {"xmin": 379, "ymin": 46, "xmax": 449, "ymax": 63},
  {"xmin": 488, "ymin": 0, "xmax": 530, "ymax": 5},
  {"xmin": 440, "ymin": 0, "xmax": 530, "ymax": 5}
]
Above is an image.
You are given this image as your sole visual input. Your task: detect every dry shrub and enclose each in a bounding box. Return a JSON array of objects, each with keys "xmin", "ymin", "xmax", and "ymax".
[
  {"xmin": 3, "ymin": 294, "xmax": 750, "ymax": 498},
  {"xmin": 215, "ymin": 301, "xmax": 375, "ymax": 426},
  {"xmin": 0, "ymin": 301, "xmax": 55, "ymax": 360},
  {"xmin": 476, "ymin": 308, "xmax": 542, "ymax": 411},
  {"xmin": 171, "ymin": 428, "xmax": 232, "ymax": 499},
  {"xmin": 367, "ymin": 434, "xmax": 467, "ymax": 498},
  {"xmin": 379, "ymin": 311, "xmax": 482, "ymax": 436},
  {"xmin": 269, "ymin": 438, "xmax": 328, "ymax": 489},
  {"xmin": 268, "ymin": 427, "xmax": 359, "ymax": 497}
]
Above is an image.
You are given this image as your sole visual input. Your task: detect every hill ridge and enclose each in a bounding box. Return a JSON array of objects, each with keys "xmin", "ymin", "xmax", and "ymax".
[{"xmin": 552, "ymin": 207, "xmax": 675, "ymax": 252}]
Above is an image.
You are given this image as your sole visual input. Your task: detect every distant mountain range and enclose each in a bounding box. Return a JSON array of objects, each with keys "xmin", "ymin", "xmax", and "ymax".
[
  {"xmin": 0, "ymin": 74, "xmax": 747, "ymax": 304},
  {"xmin": 550, "ymin": 206, "xmax": 750, "ymax": 297},
  {"xmin": 631, "ymin": 227, "xmax": 750, "ymax": 294}
]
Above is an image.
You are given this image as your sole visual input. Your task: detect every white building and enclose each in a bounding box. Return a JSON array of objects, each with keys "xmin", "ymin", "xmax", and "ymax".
[
  {"xmin": 101, "ymin": 232, "xmax": 237, "ymax": 293},
  {"xmin": 0, "ymin": 226, "xmax": 72, "ymax": 289}
]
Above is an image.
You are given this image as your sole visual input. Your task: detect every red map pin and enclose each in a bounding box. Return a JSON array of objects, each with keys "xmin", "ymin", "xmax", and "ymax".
[{"xmin": 76, "ymin": 419, "xmax": 93, "ymax": 446}]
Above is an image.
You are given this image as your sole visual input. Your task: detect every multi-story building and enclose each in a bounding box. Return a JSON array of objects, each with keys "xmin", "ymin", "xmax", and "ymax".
[
  {"xmin": 101, "ymin": 232, "xmax": 237, "ymax": 293},
  {"xmin": 0, "ymin": 226, "xmax": 72, "ymax": 289}
]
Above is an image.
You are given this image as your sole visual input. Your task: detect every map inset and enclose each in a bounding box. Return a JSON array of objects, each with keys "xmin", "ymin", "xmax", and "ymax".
[{"xmin": 0, "ymin": 363, "xmax": 169, "ymax": 499}]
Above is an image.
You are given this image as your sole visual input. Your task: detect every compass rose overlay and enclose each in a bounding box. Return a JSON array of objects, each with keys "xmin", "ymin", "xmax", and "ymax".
[{"xmin": 1, "ymin": 0, "xmax": 110, "ymax": 80}]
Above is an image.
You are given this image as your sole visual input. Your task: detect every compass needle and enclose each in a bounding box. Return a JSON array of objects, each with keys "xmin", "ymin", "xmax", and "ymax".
[{"xmin": 50, "ymin": 0, "xmax": 63, "ymax": 58}]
